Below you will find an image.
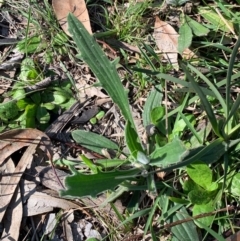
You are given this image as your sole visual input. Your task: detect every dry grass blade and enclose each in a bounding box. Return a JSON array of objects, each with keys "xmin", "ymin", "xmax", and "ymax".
[{"xmin": 52, "ymin": 0, "xmax": 92, "ymax": 36}]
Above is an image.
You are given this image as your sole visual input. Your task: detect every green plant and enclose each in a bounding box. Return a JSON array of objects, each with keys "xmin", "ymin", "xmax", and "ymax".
[
  {"xmin": 103, "ymin": 0, "xmax": 151, "ymax": 43},
  {"xmin": 57, "ymin": 12, "xmax": 240, "ymax": 240},
  {"xmin": 0, "ymin": 64, "xmax": 75, "ymax": 130}
]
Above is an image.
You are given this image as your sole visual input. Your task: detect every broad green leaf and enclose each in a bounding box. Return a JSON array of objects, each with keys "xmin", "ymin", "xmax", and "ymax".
[
  {"xmin": 198, "ymin": 8, "xmax": 233, "ymax": 33},
  {"xmin": 12, "ymin": 88, "xmax": 26, "ymax": 100},
  {"xmin": 192, "ymin": 202, "xmax": 215, "ymax": 227},
  {"xmin": 137, "ymin": 152, "xmax": 150, "ymax": 165},
  {"xmin": 187, "ymin": 161, "xmax": 213, "ymax": 190},
  {"xmin": 60, "ymin": 98, "xmax": 77, "ymax": 110},
  {"xmin": 0, "ymin": 101, "xmax": 19, "ymax": 121},
  {"xmin": 19, "ymin": 57, "xmax": 40, "ymax": 82},
  {"xmin": 149, "ymin": 137, "xmax": 187, "ymax": 167},
  {"xmin": 60, "ymin": 167, "xmax": 140, "ymax": 198},
  {"xmin": 166, "ymin": 0, "xmax": 189, "ymax": 6},
  {"xmin": 68, "ymin": 14, "xmax": 135, "ymax": 127},
  {"xmin": 72, "ymin": 129, "xmax": 119, "ymax": 155},
  {"xmin": 53, "ymin": 91, "xmax": 67, "ymax": 104},
  {"xmin": 16, "ymin": 35, "xmax": 47, "ymax": 54},
  {"xmin": 170, "ymin": 207, "xmax": 199, "ymax": 241},
  {"xmin": 183, "ymin": 179, "xmax": 199, "ymax": 194},
  {"xmin": 36, "ymin": 106, "xmax": 50, "ymax": 124},
  {"xmin": 125, "ymin": 121, "xmax": 144, "ymax": 160},
  {"xmin": 25, "ymin": 104, "xmax": 37, "ymax": 128},
  {"xmin": 159, "ymin": 138, "xmax": 227, "ymax": 173},
  {"xmin": 229, "ymin": 172, "xmax": 240, "ymax": 196},
  {"xmin": 17, "ymin": 98, "xmax": 33, "ymax": 110},
  {"xmin": 150, "ymin": 106, "xmax": 165, "ymax": 125},
  {"xmin": 30, "ymin": 92, "xmax": 41, "ymax": 105},
  {"xmin": 143, "ymin": 85, "xmax": 163, "ymax": 127},
  {"xmin": 42, "ymin": 103, "xmax": 55, "ymax": 110},
  {"xmin": 178, "ymin": 22, "xmax": 192, "ymax": 54},
  {"xmin": 185, "ymin": 15, "xmax": 209, "ymax": 36},
  {"xmin": 52, "ymin": 86, "xmax": 72, "ymax": 96},
  {"xmin": 188, "ymin": 188, "xmax": 216, "ymax": 205}
]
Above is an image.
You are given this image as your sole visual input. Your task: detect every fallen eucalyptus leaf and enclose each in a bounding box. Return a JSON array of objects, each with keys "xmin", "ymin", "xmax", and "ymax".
[
  {"xmin": 52, "ymin": 0, "xmax": 92, "ymax": 36},
  {"xmin": 153, "ymin": 16, "xmax": 179, "ymax": 69}
]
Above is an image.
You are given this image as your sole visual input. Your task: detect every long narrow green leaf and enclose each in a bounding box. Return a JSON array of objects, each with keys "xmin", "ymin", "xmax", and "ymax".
[
  {"xmin": 225, "ymin": 34, "xmax": 240, "ymax": 133},
  {"xmin": 72, "ymin": 130, "xmax": 119, "ymax": 154},
  {"xmin": 67, "ymin": 13, "xmax": 134, "ymax": 127},
  {"xmin": 156, "ymin": 73, "xmax": 216, "ymax": 97},
  {"xmin": 179, "ymin": 112, "xmax": 202, "ymax": 144},
  {"xmin": 187, "ymin": 63, "xmax": 227, "ymax": 117},
  {"xmin": 224, "ymin": 94, "xmax": 240, "ymax": 135},
  {"xmin": 125, "ymin": 121, "xmax": 144, "ymax": 159},
  {"xmin": 171, "ymin": 207, "xmax": 200, "ymax": 241},
  {"xmin": 181, "ymin": 64, "xmax": 221, "ymax": 137}
]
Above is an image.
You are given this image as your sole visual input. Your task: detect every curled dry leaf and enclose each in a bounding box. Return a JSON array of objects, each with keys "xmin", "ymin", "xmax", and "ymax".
[{"xmin": 52, "ymin": 0, "xmax": 92, "ymax": 36}]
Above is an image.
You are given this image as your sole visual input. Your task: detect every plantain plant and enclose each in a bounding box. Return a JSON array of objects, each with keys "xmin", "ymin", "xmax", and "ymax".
[{"xmin": 60, "ymin": 13, "xmax": 240, "ymax": 240}]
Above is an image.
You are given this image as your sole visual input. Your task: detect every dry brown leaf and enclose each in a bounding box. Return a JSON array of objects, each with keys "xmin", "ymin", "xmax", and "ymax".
[
  {"xmin": 62, "ymin": 210, "xmax": 75, "ymax": 241},
  {"xmin": 1, "ymin": 158, "xmax": 22, "ymax": 241},
  {"xmin": 0, "ymin": 137, "xmax": 40, "ymax": 222},
  {"xmin": 153, "ymin": 16, "xmax": 179, "ymax": 69},
  {"xmin": 225, "ymin": 231, "xmax": 240, "ymax": 241},
  {"xmin": 0, "ymin": 128, "xmax": 53, "ymax": 166},
  {"xmin": 36, "ymin": 166, "xmax": 68, "ymax": 192},
  {"xmin": 182, "ymin": 47, "xmax": 198, "ymax": 60},
  {"xmin": 52, "ymin": 0, "xmax": 92, "ymax": 36},
  {"xmin": 23, "ymin": 191, "xmax": 79, "ymax": 216}
]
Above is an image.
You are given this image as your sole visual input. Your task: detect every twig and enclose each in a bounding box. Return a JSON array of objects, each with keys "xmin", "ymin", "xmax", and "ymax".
[{"xmin": 159, "ymin": 205, "xmax": 237, "ymax": 230}]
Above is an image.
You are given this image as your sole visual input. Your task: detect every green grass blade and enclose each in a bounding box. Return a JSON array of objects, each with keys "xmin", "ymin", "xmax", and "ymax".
[
  {"xmin": 181, "ymin": 64, "xmax": 221, "ymax": 137},
  {"xmin": 187, "ymin": 63, "xmax": 227, "ymax": 117},
  {"xmin": 179, "ymin": 112, "xmax": 202, "ymax": 144},
  {"xmin": 67, "ymin": 13, "xmax": 134, "ymax": 127},
  {"xmin": 225, "ymin": 34, "xmax": 240, "ymax": 133},
  {"xmin": 224, "ymin": 94, "xmax": 240, "ymax": 134},
  {"xmin": 156, "ymin": 73, "xmax": 216, "ymax": 97}
]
